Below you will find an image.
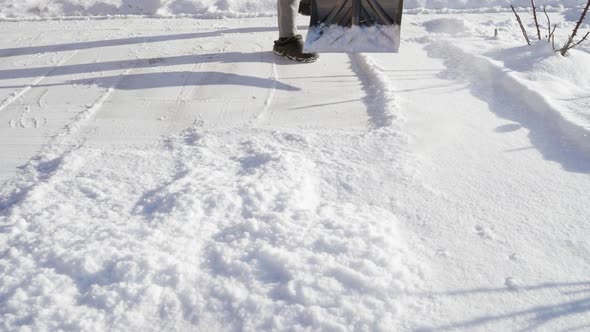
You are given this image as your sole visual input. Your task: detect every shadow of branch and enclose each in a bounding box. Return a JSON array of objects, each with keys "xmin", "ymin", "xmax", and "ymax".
[{"xmin": 412, "ymin": 282, "xmax": 590, "ymax": 331}]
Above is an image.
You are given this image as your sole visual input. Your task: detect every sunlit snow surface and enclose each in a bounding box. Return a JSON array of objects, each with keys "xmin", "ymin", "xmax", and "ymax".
[
  {"xmin": 1, "ymin": 4, "xmax": 590, "ymax": 332},
  {"xmin": 0, "ymin": 0, "xmax": 587, "ymax": 18}
]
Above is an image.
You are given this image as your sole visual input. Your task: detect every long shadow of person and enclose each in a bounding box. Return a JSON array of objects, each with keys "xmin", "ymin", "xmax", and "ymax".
[
  {"xmin": 0, "ymin": 51, "xmax": 301, "ymax": 92},
  {"xmin": 47, "ymin": 71, "xmax": 299, "ymax": 91},
  {"xmin": 0, "ymin": 51, "xmax": 299, "ymax": 81},
  {"xmin": 0, "ymin": 26, "xmax": 305, "ymax": 58}
]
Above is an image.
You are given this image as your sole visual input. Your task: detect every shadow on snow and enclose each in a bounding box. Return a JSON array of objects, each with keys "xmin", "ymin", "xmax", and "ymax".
[
  {"xmin": 0, "ymin": 26, "xmax": 305, "ymax": 58},
  {"xmin": 425, "ymin": 43, "xmax": 590, "ymax": 174},
  {"xmin": 0, "ymin": 51, "xmax": 300, "ymax": 92},
  {"xmin": 413, "ymin": 281, "xmax": 590, "ymax": 331}
]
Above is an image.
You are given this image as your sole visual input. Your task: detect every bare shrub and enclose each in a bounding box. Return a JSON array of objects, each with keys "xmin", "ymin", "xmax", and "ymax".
[{"xmin": 511, "ymin": 0, "xmax": 590, "ymax": 55}]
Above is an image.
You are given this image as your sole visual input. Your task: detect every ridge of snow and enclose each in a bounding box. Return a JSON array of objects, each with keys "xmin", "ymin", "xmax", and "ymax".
[
  {"xmin": 426, "ymin": 39, "xmax": 590, "ymax": 157},
  {"xmin": 349, "ymin": 54, "xmax": 401, "ymax": 129}
]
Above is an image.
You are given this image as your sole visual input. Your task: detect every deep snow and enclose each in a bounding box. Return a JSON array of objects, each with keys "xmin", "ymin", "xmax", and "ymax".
[{"xmin": 1, "ymin": 2, "xmax": 590, "ymax": 332}]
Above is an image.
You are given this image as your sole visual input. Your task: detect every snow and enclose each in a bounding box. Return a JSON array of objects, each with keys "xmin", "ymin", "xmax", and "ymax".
[
  {"xmin": 304, "ymin": 25, "xmax": 401, "ymax": 53},
  {"xmin": 0, "ymin": 0, "xmax": 278, "ymax": 19},
  {"xmin": 1, "ymin": 0, "xmax": 590, "ymax": 18},
  {"xmin": 1, "ymin": 2, "xmax": 590, "ymax": 332},
  {"xmin": 0, "ymin": 127, "xmax": 420, "ymax": 330},
  {"xmin": 489, "ymin": 42, "xmax": 590, "ymax": 132}
]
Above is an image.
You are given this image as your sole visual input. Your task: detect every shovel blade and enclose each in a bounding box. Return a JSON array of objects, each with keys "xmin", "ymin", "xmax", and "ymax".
[{"xmin": 303, "ymin": 0, "xmax": 403, "ymax": 53}]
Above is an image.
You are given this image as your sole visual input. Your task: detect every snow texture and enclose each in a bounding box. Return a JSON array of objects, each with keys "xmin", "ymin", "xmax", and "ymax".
[
  {"xmin": 0, "ymin": 0, "xmax": 277, "ymax": 18},
  {"xmin": 0, "ymin": 128, "xmax": 421, "ymax": 331},
  {"xmin": 1, "ymin": 0, "xmax": 588, "ymax": 18},
  {"xmin": 1, "ymin": 5, "xmax": 590, "ymax": 332},
  {"xmin": 304, "ymin": 25, "xmax": 401, "ymax": 53}
]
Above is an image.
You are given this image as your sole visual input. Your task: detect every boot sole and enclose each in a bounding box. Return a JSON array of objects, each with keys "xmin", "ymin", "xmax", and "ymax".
[{"xmin": 273, "ymin": 50, "xmax": 318, "ymax": 63}]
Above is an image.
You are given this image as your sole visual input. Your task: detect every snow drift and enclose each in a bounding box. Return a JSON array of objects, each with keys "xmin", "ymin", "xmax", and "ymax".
[{"xmin": 0, "ymin": 0, "xmax": 587, "ymax": 18}]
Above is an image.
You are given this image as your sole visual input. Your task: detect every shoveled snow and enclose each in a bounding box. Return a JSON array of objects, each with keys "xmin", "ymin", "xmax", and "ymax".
[
  {"xmin": 1, "ymin": 4, "xmax": 590, "ymax": 332},
  {"xmin": 1, "ymin": 127, "xmax": 421, "ymax": 330},
  {"xmin": 304, "ymin": 25, "xmax": 401, "ymax": 53}
]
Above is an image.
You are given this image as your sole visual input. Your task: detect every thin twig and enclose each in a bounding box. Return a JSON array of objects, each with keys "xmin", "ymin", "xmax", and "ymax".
[
  {"xmin": 549, "ymin": 24, "xmax": 557, "ymax": 41},
  {"xmin": 543, "ymin": 6, "xmax": 551, "ymax": 41},
  {"xmin": 532, "ymin": 0, "xmax": 541, "ymax": 40},
  {"xmin": 511, "ymin": 5, "xmax": 531, "ymax": 45},
  {"xmin": 545, "ymin": 7, "xmax": 558, "ymax": 51},
  {"xmin": 570, "ymin": 0, "xmax": 590, "ymax": 43},
  {"xmin": 573, "ymin": 31, "xmax": 590, "ymax": 47}
]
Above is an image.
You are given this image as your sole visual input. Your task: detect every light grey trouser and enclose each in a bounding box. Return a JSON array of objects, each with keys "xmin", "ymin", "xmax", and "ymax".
[{"xmin": 278, "ymin": 0, "xmax": 300, "ymax": 38}]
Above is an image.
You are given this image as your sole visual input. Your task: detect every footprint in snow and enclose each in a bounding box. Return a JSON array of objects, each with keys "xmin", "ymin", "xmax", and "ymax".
[
  {"xmin": 508, "ymin": 253, "xmax": 522, "ymax": 262},
  {"xmin": 505, "ymin": 277, "xmax": 520, "ymax": 291},
  {"xmin": 475, "ymin": 225, "xmax": 494, "ymax": 240}
]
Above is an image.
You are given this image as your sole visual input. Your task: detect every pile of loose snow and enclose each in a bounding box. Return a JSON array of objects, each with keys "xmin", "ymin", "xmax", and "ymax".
[
  {"xmin": 0, "ymin": 127, "xmax": 422, "ymax": 330},
  {"xmin": 505, "ymin": 42, "xmax": 590, "ymax": 89},
  {"xmin": 304, "ymin": 25, "xmax": 400, "ymax": 53},
  {"xmin": 0, "ymin": 0, "xmax": 587, "ymax": 18}
]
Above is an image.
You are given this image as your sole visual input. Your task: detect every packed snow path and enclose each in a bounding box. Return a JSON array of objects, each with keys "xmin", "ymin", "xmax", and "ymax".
[{"xmin": 1, "ymin": 13, "xmax": 590, "ymax": 331}]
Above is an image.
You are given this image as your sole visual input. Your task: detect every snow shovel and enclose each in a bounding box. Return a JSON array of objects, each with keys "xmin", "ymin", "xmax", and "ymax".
[{"xmin": 303, "ymin": 0, "xmax": 403, "ymax": 53}]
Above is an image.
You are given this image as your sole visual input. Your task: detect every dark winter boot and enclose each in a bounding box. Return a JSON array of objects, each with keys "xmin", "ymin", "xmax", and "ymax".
[
  {"xmin": 273, "ymin": 35, "xmax": 319, "ymax": 63},
  {"xmin": 298, "ymin": 0, "xmax": 311, "ymax": 16}
]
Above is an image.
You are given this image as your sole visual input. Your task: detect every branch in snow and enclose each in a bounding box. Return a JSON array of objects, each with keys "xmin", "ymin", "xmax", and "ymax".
[
  {"xmin": 542, "ymin": 6, "xmax": 558, "ymax": 49},
  {"xmin": 551, "ymin": 25, "xmax": 557, "ymax": 49},
  {"xmin": 543, "ymin": 6, "xmax": 556, "ymax": 41},
  {"xmin": 573, "ymin": 31, "xmax": 590, "ymax": 47},
  {"xmin": 531, "ymin": 0, "xmax": 541, "ymax": 40},
  {"xmin": 559, "ymin": 0, "xmax": 590, "ymax": 55},
  {"xmin": 511, "ymin": 5, "xmax": 531, "ymax": 46}
]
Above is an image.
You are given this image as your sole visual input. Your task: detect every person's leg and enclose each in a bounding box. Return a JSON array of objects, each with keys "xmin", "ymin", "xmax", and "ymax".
[
  {"xmin": 274, "ymin": 0, "xmax": 318, "ymax": 62},
  {"xmin": 277, "ymin": 0, "xmax": 299, "ymax": 38}
]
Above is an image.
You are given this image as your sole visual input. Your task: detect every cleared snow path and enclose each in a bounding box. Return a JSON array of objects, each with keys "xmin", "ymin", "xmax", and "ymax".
[{"xmin": 1, "ymin": 12, "xmax": 589, "ymax": 331}]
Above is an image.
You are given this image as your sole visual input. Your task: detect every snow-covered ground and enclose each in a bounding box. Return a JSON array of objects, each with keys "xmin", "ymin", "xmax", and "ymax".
[
  {"xmin": 1, "ymin": 0, "xmax": 589, "ymax": 18},
  {"xmin": 1, "ymin": 2, "xmax": 590, "ymax": 331}
]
